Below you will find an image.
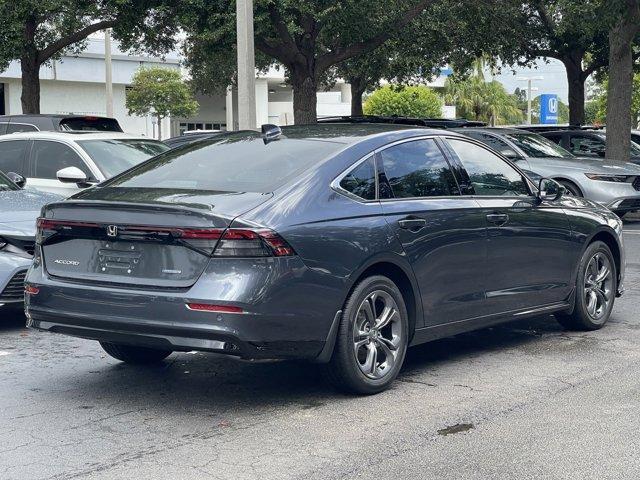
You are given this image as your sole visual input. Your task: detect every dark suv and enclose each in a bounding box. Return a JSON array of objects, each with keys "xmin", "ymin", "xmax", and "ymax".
[{"xmin": 0, "ymin": 115, "xmax": 122, "ymax": 135}]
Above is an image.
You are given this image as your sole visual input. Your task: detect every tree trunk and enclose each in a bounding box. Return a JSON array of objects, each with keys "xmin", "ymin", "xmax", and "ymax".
[
  {"xmin": 290, "ymin": 68, "xmax": 318, "ymax": 124},
  {"xmin": 349, "ymin": 76, "xmax": 366, "ymax": 116},
  {"xmin": 20, "ymin": 16, "xmax": 41, "ymax": 114},
  {"xmin": 605, "ymin": 1, "xmax": 640, "ymax": 165},
  {"xmin": 563, "ymin": 57, "xmax": 586, "ymax": 126}
]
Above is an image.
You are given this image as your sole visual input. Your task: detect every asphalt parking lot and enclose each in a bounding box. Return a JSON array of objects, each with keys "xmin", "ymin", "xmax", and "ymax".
[{"xmin": 2, "ymin": 219, "xmax": 640, "ymax": 480}]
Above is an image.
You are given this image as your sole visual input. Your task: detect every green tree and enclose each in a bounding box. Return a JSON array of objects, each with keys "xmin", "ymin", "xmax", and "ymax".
[
  {"xmin": 177, "ymin": 0, "xmax": 475, "ymax": 124},
  {"xmin": 363, "ymin": 85, "xmax": 442, "ymax": 117},
  {"xmin": 491, "ymin": 1, "xmax": 618, "ymax": 125},
  {"xmin": 0, "ymin": 0, "xmax": 178, "ymax": 114},
  {"xmin": 126, "ymin": 67, "xmax": 199, "ymax": 139},
  {"xmin": 591, "ymin": 73, "xmax": 640, "ymax": 125},
  {"xmin": 444, "ymin": 62, "xmax": 522, "ymax": 125}
]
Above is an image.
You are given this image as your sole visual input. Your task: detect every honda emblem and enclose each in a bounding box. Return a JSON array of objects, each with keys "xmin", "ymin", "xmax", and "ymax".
[{"xmin": 106, "ymin": 225, "xmax": 118, "ymax": 238}]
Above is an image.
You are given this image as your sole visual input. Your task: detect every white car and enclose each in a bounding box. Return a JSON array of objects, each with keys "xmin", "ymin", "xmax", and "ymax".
[{"xmin": 0, "ymin": 131, "xmax": 169, "ymax": 196}]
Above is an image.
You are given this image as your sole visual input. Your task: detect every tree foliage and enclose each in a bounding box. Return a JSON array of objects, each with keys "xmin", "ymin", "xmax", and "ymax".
[
  {"xmin": 178, "ymin": 0, "xmax": 506, "ymax": 124},
  {"xmin": 126, "ymin": 67, "xmax": 199, "ymax": 138},
  {"xmin": 363, "ymin": 85, "xmax": 443, "ymax": 117},
  {"xmin": 590, "ymin": 73, "xmax": 640, "ymax": 125},
  {"xmin": 0, "ymin": 0, "xmax": 178, "ymax": 113}
]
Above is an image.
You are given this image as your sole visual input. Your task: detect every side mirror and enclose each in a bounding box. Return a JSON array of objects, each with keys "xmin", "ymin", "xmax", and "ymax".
[
  {"xmin": 56, "ymin": 166, "xmax": 89, "ymax": 186},
  {"xmin": 538, "ymin": 178, "xmax": 563, "ymax": 202},
  {"xmin": 499, "ymin": 148, "xmax": 520, "ymax": 160},
  {"xmin": 6, "ymin": 171, "xmax": 26, "ymax": 188}
]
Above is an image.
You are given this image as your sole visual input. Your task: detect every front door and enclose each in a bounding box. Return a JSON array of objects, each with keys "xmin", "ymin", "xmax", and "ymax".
[
  {"xmin": 446, "ymin": 138, "xmax": 575, "ymax": 314},
  {"xmin": 377, "ymin": 138, "xmax": 489, "ymax": 327}
]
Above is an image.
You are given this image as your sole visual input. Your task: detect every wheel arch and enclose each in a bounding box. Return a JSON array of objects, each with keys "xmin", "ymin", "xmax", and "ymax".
[
  {"xmin": 587, "ymin": 228, "xmax": 622, "ymax": 286},
  {"xmin": 347, "ymin": 256, "xmax": 422, "ymax": 341},
  {"xmin": 552, "ymin": 177, "xmax": 584, "ymax": 196}
]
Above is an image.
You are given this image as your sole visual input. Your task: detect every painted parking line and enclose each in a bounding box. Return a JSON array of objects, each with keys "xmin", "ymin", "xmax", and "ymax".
[{"xmin": 623, "ymin": 230, "xmax": 640, "ymax": 234}]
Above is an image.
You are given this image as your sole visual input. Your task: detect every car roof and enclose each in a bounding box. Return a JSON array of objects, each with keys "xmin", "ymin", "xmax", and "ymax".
[
  {"xmin": 0, "ymin": 114, "xmax": 116, "ymax": 120},
  {"xmin": 450, "ymin": 127, "xmax": 525, "ymax": 136},
  {"xmin": 278, "ymin": 123, "xmax": 457, "ymax": 144},
  {"xmin": 0, "ymin": 131, "xmax": 157, "ymax": 142}
]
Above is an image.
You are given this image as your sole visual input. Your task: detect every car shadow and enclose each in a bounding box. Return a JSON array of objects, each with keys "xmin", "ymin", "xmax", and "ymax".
[
  {"xmin": 31, "ymin": 315, "xmax": 570, "ymax": 412},
  {"xmin": 0, "ymin": 308, "xmax": 26, "ymax": 331}
]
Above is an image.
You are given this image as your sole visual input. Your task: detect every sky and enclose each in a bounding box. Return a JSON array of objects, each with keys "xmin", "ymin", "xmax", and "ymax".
[{"xmin": 491, "ymin": 58, "xmax": 570, "ymax": 103}]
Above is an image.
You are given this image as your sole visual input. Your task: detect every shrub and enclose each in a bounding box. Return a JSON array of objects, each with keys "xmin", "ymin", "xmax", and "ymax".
[{"xmin": 364, "ymin": 85, "xmax": 443, "ymax": 118}]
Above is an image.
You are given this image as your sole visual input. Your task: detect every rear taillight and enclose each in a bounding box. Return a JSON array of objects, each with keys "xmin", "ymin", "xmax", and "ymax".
[
  {"xmin": 36, "ymin": 218, "xmax": 294, "ymax": 258},
  {"xmin": 212, "ymin": 229, "xmax": 295, "ymax": 257}
]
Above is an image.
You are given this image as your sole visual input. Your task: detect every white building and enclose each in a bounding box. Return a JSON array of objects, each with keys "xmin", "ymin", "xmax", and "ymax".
[{"xmin": 0, "ymin": 36, "xmax": 355, "ymax": 139}]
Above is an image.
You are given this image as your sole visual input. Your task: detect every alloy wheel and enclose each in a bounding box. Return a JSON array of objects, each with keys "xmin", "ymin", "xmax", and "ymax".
[
  {"xmin": 583, "ymin": 252, "xmax": 613, "ymax": 322},
  {"xmin": 352, "ymin": 290, "xmax": 403, "ymax": 380}
]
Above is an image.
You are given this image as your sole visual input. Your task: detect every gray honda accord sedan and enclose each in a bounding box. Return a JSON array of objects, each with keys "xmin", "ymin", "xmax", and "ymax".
[{"xmin": 25, "ymin": 124, "xmax": 625, "ymax": 394}]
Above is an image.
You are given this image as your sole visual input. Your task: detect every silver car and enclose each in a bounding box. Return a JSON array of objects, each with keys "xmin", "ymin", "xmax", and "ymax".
[
  {"xmin": 0, "ymin": 132, "xmax": 169, "ymax": 196},
  {"xmin": 456, "ymin": 127, "xmax": 640, "ymax": 216},
  {"xmin": 0, "ymin": 171, "xmax": 62, "ymax": 309}
]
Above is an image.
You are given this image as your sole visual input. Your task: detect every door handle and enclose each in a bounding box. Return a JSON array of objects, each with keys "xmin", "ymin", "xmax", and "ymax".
[
  {"xmin": 486, "ymin": 213, "xmax": 509, "ymax": 226},
  {"xmin": 398, "ymin": 217, "xmax": 427, "ymax": 231}
]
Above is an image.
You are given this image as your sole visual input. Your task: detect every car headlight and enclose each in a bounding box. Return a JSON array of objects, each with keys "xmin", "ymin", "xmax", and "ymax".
[{"xmin": 584, "ymin": 174, "xmax": 632, "ymax": 183}]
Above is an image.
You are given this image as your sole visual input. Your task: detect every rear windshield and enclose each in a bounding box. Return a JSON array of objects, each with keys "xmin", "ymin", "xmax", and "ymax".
[
  {"xmin": 59, "ymin": 117, "xmax": 122, "ymax": 132},
  {"xmin": 104, "ymin": 134, "xmax": 344, "ymax": 193},
  {"xmin": 78, "ymin": 139, "xmax": 170, "ymax": 177}
]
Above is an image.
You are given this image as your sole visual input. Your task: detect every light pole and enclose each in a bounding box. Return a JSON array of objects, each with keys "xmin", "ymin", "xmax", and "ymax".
[
  {"xmin": 516, "ymin": 76, "xmax": 543, "ymax": 125},
  {"xmin": 236, "ymin": 0, "xmax": 257, "ymax": 130},
  {"xmin": 104, "ymin": 28, "xmax": 114, "ymax": 118}
]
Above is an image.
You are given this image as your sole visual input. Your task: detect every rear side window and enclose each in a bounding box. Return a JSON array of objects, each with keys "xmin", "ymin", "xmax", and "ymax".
[
  {"xmin": 31, "ymin": 140, "xmax": 91, "ymax": 179},
  {"xmin": 7, "ymin": 123, "xmax": 37, "ymax": 133},
  {"xmin": 464, "ymin": 132, "xmax": 514, "ymax": 155},
  {"xmin": 447, "ymin": 139, "xmax": 529, "ymax": 197},
  {"xmin": 379, "ymin": 139, "xmax": 459, "ymax": 198},
  {"xmin": 0, "ymin": 140, "xmax": 27, "ymax": 175},
  {"xmin": 569, "ymin": 135, "xmax": 605, "ymax": 156},
  {"xmin": 339, "ymin": 157, "xmax": 376, "ymax": 200},
  {"xmin": 107, "ymin": 133, "xmax": 343, "ymax": 193}
]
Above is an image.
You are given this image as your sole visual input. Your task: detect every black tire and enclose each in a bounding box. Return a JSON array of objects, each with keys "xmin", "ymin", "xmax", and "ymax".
[
  {"xmin": 555, "ymin": 241, "xmax": 616, "ymax": 331},
  {"xmin": 322, "ymin": 275, "xmax": 409, "ymax": 395},
  {"xmin": 100, "ymin": 342, "xmax": 172, "ymax": 364},
  {"xmin": 557, "ymin": 180, "xmax": 582, "ymax": 197}
]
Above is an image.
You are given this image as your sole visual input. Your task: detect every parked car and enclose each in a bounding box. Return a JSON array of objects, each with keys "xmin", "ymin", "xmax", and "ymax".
[
  {"xmin": 0, "ymin": 170, "xmax": 62, "ymax": 310},
  {"xmin": 0, "ymin": 132, "xmax": 169, "ymax": 196},
  {"xmin": 631, "ymin": 130, "xmax": 640, "ymax": 146},
  {"xmin": 454, "ymin": 127, "xmax": 640, "ymax": 216},
  {"xmin": 0, "ymin": 114, "xmax": 123, "ymax": 134},
  {"xmin": 537, "ymin": 129, "xmax": 640, "ymax": 164},
  {"xmin": 26, "ymin": 124, "xmax": 624, "ymax": 394}
]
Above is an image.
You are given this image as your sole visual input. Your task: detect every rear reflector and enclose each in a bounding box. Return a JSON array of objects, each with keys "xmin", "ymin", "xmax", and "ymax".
[
  {"xmin": 25, "ymin": 285, "xmax": 39, "ymax": 295},
  {"xmin": 186, "ymin": 303, "xmax": 244, "ymax": 313}
]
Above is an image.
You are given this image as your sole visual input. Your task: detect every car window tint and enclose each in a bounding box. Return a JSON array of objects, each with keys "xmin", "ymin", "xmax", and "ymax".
[
  {"xmin": 505, "ymin": 133, "xmax": 573, "ymax": 158},
  {"xmin": 32, "ymin": 141, "xmax": 91, "ymax": 180},
  {"xmin": 339, "ymin": 157, "xmax": 376, "ymax": 200},
  {"xmin": 107, "ymin": 133, "xmax": 343, "ymax": 193},
  {"xmin": 0, "ymin": 140, "xmax": 27, "ymax": 175},
  {"xmin": 379, "ymin": 139, "xmax": 459, "ymax": 198},
  {"xmin": 569, "ymin": 135, "xmax": 605, "ymax": 156},
  {"xmin": 447, "ymin": 139, "xmax": 530, "ymax": 197},
  {"xmin": 6, "ymin": 123, "xmax": 38, "ymax": 133}
]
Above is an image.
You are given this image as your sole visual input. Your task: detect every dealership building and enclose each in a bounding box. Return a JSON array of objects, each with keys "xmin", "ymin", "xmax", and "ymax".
[{"xmin": 0, "ymin": 36, "xmax": 360, "ymax": 139}]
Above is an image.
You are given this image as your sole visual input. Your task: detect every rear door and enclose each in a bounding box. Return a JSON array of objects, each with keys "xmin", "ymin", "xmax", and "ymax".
[
  {"xmin": 27, "ymin": 140, "xmax": 98, "ymax": 195},
  {"xmin": 378, "ymin": 138, "xmax": 489, "ymax": 327},
  {"xmin": 445, "ymin": 138, "xmax": 574, "ymax": 314}
]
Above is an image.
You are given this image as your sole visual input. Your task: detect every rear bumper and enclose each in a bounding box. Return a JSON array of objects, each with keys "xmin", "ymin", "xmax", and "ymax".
[
  {"xmin": 24, "ymin": 257, "xmax": 345, "ymax": 360},
  {"xmin": 26, "ymin": 309, "xmax": 324, "ymax": 360}
]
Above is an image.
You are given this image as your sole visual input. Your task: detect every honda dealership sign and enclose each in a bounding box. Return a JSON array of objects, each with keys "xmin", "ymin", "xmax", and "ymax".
[{"xmin": 539, "ymin": 94, "xmax": 558, "ymax": 124}]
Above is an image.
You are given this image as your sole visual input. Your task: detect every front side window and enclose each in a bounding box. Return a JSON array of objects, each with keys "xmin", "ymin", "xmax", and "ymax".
[
  {"xmin": 0, "ymin": 140, "xmax": 27, "ymax": 175},
  {"xmin": 447, "ymin": 139, "xmax": 530, "ymax": 197},
  {"xmin": 31, "ymin": 141, "xmax": 91, "ymax": 180},
  {"xmin": 569, "ymin": 135, "xmax": 606, "ymax": 157},
  {"xmin": 339, "ymin": 157, "xmax": 376, "ymax": 200},
  {"xmin": 78, "ymin": 139, "xmax": 169, "ymax": 178},
  {"xmin": 379, "ymin": 139, "xmax": 459, "ymax": 198}
]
